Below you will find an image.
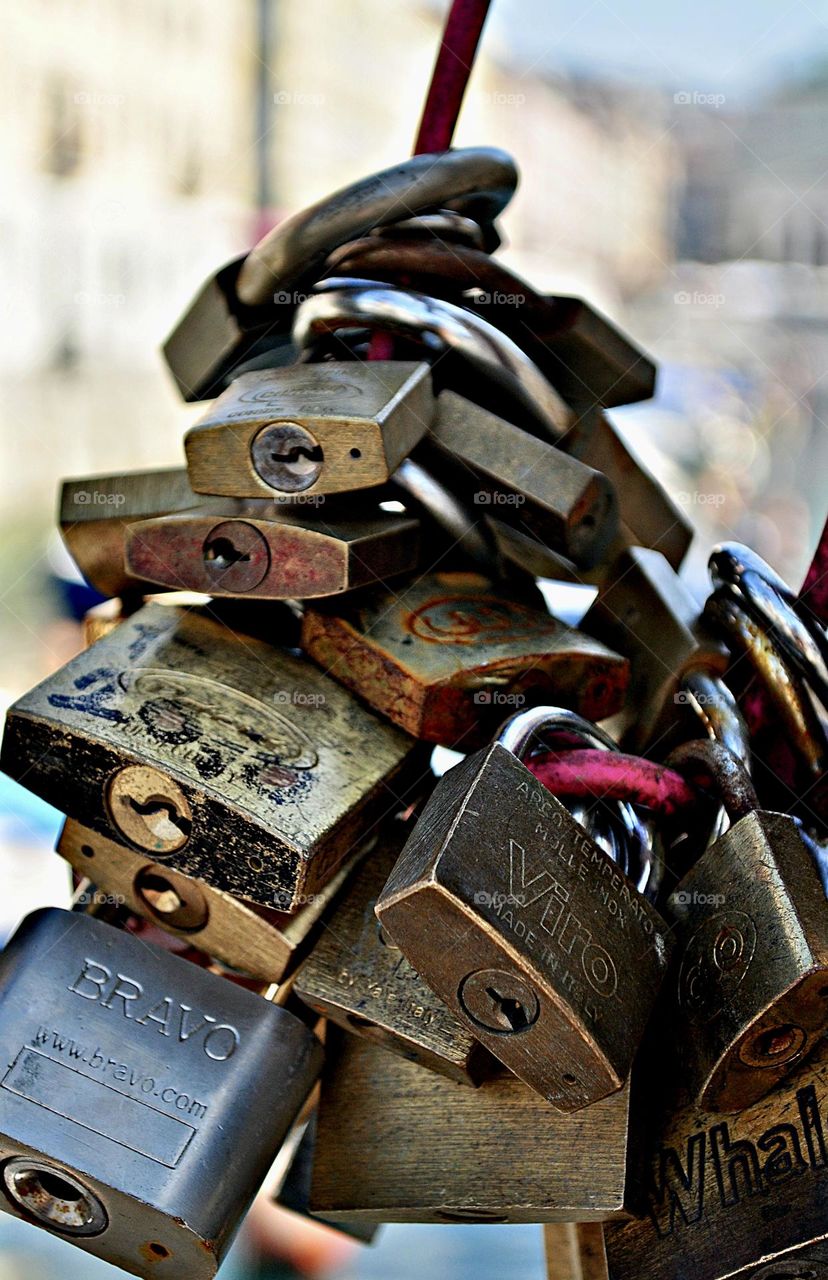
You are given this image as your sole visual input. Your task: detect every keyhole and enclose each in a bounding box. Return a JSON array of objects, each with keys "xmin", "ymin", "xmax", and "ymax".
[
  {"xmin": 485, "ymin": 987, "xmax": 532, "ymax": 1031},
  {"xmin": 127, "ymin": 795, "xmax": 192, "ymax": 843},
  {"xmin": 204, "ymin": 536, "xmax": 251, "ymax": 569}
]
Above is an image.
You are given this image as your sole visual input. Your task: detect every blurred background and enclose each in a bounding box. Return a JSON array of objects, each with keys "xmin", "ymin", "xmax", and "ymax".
[{"xmin": 1, "ymin": 0, "xmax": 827, "ymax": 1276}]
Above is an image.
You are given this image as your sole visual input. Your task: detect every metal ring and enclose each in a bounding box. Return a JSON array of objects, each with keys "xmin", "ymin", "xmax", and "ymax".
[
  {"xmin": 369, "ymin": 211, "xmax": 486, "ymax": 249},
  {"xmin": 292, "ymin": 281, "xmax": 571, "ymax": 439},
  {"xmin": 236, "ymin": 147, "xmax": 518, "ymax": 306}
]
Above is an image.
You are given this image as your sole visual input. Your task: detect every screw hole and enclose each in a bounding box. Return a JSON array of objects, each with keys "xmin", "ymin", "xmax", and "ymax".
[
  {"xmin": 563, "ymin": 1073, "xmax": 578, "ymax": 1086},
  {"xmin": 349, "ymin": 447, "xmax": 362, "ymax": 459},
  {"xmin": 147, "ymin": 1242, "xmax": 169, "ymax": 1259},
  {"xmin": 80, "ymin": 844, "xmax": 95, "ymax": 858}
]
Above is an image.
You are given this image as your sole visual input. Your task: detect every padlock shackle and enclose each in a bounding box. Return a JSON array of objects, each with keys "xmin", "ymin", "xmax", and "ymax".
[
  {"xmin": 496, "ymin": 705, "xmax": 618, "ymax": 761},
  {"xmin": 668, "ymin": 738, "xmax": 759, "ymax": 822},
  {"xmin": 393, "ymin": 457, "xmax": 495, "ymax": 567}
]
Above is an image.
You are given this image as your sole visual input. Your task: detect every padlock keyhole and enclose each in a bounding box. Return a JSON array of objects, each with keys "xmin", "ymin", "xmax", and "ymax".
[
  {"xmin": 127, "ymin": 795, "xmax": 192, "ymax": 841},
  {"xmin": 204, "ymin": 536, "xmax": 251, "ymax": 569},
  {"xmin": 485, "ymin": 986, "xmax": 532, "ymax": 1032}
]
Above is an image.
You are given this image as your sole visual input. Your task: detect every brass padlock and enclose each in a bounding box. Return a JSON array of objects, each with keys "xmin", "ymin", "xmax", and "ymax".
[
  {"xmin": 1, "ymin": 602, "xmax": 419, "ymax": 909},
  {"xmin": 544, "ymin": 1224, "xmax": 609, "ymax": 1280},
  {"xmin": 302, "ymin": 572, "xmax": 629, "ymax": 748},
  {"xmin": 583, "ymin": 546, "xmax": 729, "ymax": 750},
  {"xmin": 665, "ymin": 741, "xmax": 828, "ymax": 1112},
  {"xmin": 310, "ymin": 1029, "xmax": 632, "ymax": 1223},
  {"xmin": 603, "ymin": 1034, "xmax": 828, "ymax": 1280},
  {"xmin": 293, "ymin": 822, "xmax": 494, "ymax": 1084},
  {"xmin": 61, "ymin": 468, "xmax": 205, "ymax": 598},
  {"xmin": 184, "ymin": 361, "xmax": 432, "ymax": 498},
  {"xmin": 124, "ymin": 501, "xmax": 420, "ymax": 598},
  {"xmin": 376, "ymin": 707, "xmax": 672, "ymax": 1110},
  {"xmin": 0, "ymin": 907, "xmax": 322, "ymax": 1278},
  {"xmin": 424, "ymin": 391, "xmax": 618, "ymax": 569},
  {"xmin": 57, "ymin": 818, "xmax": 363, "ymax": 982}
]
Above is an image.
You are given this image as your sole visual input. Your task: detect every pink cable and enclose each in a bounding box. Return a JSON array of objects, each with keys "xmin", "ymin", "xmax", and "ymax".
[{"xmin": 526, "ymin": 749, "xmax": 700, "ymax": 819}]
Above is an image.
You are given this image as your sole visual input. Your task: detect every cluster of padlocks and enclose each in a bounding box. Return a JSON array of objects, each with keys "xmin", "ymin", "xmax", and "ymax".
[{"xmin": 2, "ymin": 146, "xmax": 827, "ymax": 1280}]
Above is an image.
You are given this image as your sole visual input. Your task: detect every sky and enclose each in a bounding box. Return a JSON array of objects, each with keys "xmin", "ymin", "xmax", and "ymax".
[{"xmin": 488, "ymin": 0, "xmax": 828, "ymax": 100}]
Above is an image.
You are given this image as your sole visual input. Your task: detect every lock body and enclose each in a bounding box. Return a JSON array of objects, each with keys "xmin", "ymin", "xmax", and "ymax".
[
  {"xmin": 668, "ymin": 811, "xmax": 828, "ymax": 1111},
  {"xmin": 125, "ymin": 506, "xmax": 419, "ymax": 598},
  {"xmin": 184, "ymin": 361, "xmax": 433, "ymax": 498},
  {"xmin": 604, "ymin": 1036, "xmax": 828, "ymax": 1280},
  {"xmin": 57, "ymin": 819, "xmax": 362, "ymax": 981},
  {"xmin": 0, "ymin": 909, "xmax": 322, "ymax": 1278},
  {"xmin": 1, "ymin": 603, "xmax": 417, "ymax": 909},
  {"xmin": 376, "ymin": 742, "xmax": 671, "ymax": 1110},
  {"xmin": 302, "ymin": 572, "xmax": 629, "ymax": 747},
  {"xmin": 293, "ymin": 829, "xmax": 493, "ymax": 1084},
  {"xmin": 544, "ymin": 1224, "xmax": 610, "ymax": 1280},
  {"xmin": 310, "ymin": 1030, "xmax": 633, "ymax": 1223},
  {"xmin": 275, "ymin": 1114, "xmax": 379, "ymax": 1243}
]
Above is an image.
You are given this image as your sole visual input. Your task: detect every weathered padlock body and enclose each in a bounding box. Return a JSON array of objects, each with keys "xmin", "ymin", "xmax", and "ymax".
[
  {"xmin": 311, "ymin": 1030, "xmax": 633, "ymax": 1223},
  {"xmin": 302, "ymin": 572, "xmax": 628, "ymax": 748},
  {"xmin": 424, "ymin": 391, "xmax": 618, "ymax": 568},
  {"xmin": 293, "ymin": 828, "xmax": 493, "ymax": 1084},
  {"xmin": 544, "ymin": 1224, "xmax": 610, "ymax": 1280},
  {"xmin": 60, "ymin": 469, "xmax": 208, "ymax": 598},
  {"xmin": 57, "ymin": 819, "xmax": 363, "ymax": 980},
  {"xmin": 184, "ymin": 362, "xmax": 433, "ymax": 498},
  {"xmin": 668, "ymin": 810, "xmax": 828, "ymax": 1112},
  {"xmin": 376, "ymin": 742, "xmax": 671, "ymax": 1110},
  {"xmin": 125, "ymin": 505, "xmax": 419, "ymax": 598},
  {"xmin": 604, "ymin": 1035, "xmax": 828, "ymax": 1280},
  {"xmin": 0, "ymin": 909, "xmax": 322, "ymax": 1278},
  {"xmin": 583, "ymin": 546, "xmax": 728, "ymax": 748},
  {"xmin": 1, "ymin": 603, "xmax": 418, "ymax": 909}
]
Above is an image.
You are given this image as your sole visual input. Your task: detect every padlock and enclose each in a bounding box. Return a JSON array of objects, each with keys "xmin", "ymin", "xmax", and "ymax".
[
  {"xmin": 162, "ymin": 147, "xmax": 518, "ymax": 401},
  {"xmin": 544, "ymin": 1224, "xmax": 609, "ymax": 1280},
  {"xmin": 57, "ymin": 818, "xmax": 364, "ymax": 981},
  {"xmin": 422, "ymin": 390, "xmax": 618, "ymax": 568},
  {"xmin": 0, "ymin": 907, "xmax": 322, "ymax": 1278},
  {"xmin": 61, "ymin": 469, "xmax": 206, "ymax": 598},
  {"xmin": 664, "ymin": 740, "xmax": 828, "ymax": 1112},
  {"xmin": 1, "ymin": 602, "xmax": 419, "ymax": 909},
  {"xmin": 183, "ymin": 361, "xmax": 433, "ymax": 498},
  {"xmin": 124, "ymin": 500, "xmax": 420, "ymax": 598},
  {"xmin": 309, "ymin": 1029, "xmax": 633, "ymax": 1223},
  {"xmin": 583, "ymin": 546, "xmax": 730, "ymax": 750},
  {"xmin": 603, "ymin": 1033, "xmax": 828, "ymax": 1280},
  {"xmin": 375, "ymin": 707, "xmax": 672, "ymax": 1110},
  {"xmin": 293, "ymin": 821, "xmax": 494, "ymax": 1084},
  {"xmin": 301, "ymin": 572, "xmax": 629, "ymax": 748},
  {"xmin": 274, "ymin": 1114, "xmax": 379, "ymax": 1244}
]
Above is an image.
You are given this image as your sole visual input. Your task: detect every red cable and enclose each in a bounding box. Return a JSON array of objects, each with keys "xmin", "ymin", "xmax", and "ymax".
[{"xmin": 525, "ymin": 749, "xmax": 701, "ymax": 819}]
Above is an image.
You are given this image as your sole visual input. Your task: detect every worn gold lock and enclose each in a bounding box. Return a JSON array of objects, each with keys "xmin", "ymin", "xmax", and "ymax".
[
  {"xmin": 57, "ymin": 818, "xmax": 363, "ymax": 983},
  {"xmin": 1, "ymin": 602, "xmax": 419, "ymax": 910},
  {"xmin": 376, "ymin": 707, "xmax": 671, "ymax": 1110},
  {"xmin": 310, "ymin": 1029, "xmax": 633, "ymax": 1223},
  {"xmin": 124, "ymin": 501, "xmax": 420, "ymax": 599},
  {"xmin": 293, "ymin": 822, "xmax": 493, "ymax": 1084},
  {"xmin": 0, "ymin": 908, "xmax": 322, "ymax": 1278},
  {"xmin": 302, "ymin": 572, "xmax": 629, "ymax": 748},
  {"xmin": 583, "ymin": 546, "xmax": 729, "ymax": 749},
  {"xmin": 184, "ymin": 361, "xmax": 432, "ymax": 498},
  {"xmin": 664, "ymin": 742, "xmax": 828, "ymax": 1112},
  {"xmin": 60, "ymin": 469, "xmax": 206, "ymax": 598},
  {"xmin": 603, "ymin": 1034, "xmax": 828, "ymax": 1280},
  {"xmin": 424, "ymin": 391, "xmax": 618, "ymax": 569}
]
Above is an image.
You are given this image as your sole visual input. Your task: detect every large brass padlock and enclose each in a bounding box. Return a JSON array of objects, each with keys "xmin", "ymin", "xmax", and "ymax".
[
  {"xmin": 57, "ymin": 819, "xmax": 362, "ymax": 983},
  {"xmin": 293, "ymin": 822, "xmax": 494, "ymax": 1084},
  {"xmin": 665, "ymin": 743, "xmax": 828, "ymax": 1112},
  {"xmin": 1, "ymin": 602, "xmax": 419, "ymax": 909},
  {"xmin": 603, "ymin": 1034, "xmax": 828, "ymax": 1280},
  {"xmin": 302, "ymin": 572, "xmax": 629, "ymax": 748},
  {"xmin": 124, "ymin": 500, "xmax": 420, "ymax": 599},
  {"xmin": 184, "ymin": 361, "xmax": 432, "ymax": 498},
  {"xmin": 376, "ymin": 707, "xmax": 671, "ymax": 1110},
  {"xmin": 0, "ymin": 908, "xmax": 322, "ymax": 1278},
  {"xmin": 424, "ymin": 391, "xmax": 618, "ymax": 569},
  {"xmin": 310, "ymin": 1029, "xmax": 633, "ymax": 1223},
  {"xmin": 583, "ymin": 546, "xmax": 729, "ymax": 749},
  {"xmin": 60, "ymin": 469, "xmax": 204, "ymax": 598}
]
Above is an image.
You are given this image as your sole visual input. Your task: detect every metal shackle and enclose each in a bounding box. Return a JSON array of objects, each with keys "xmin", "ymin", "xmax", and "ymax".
[
  {"xmin": 391, "ymin": 457, "xmax": 495, "ymax": 567},
  {"xmin": 236, "ymin": 147, "xmax": 519, "ymax": 306}
]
